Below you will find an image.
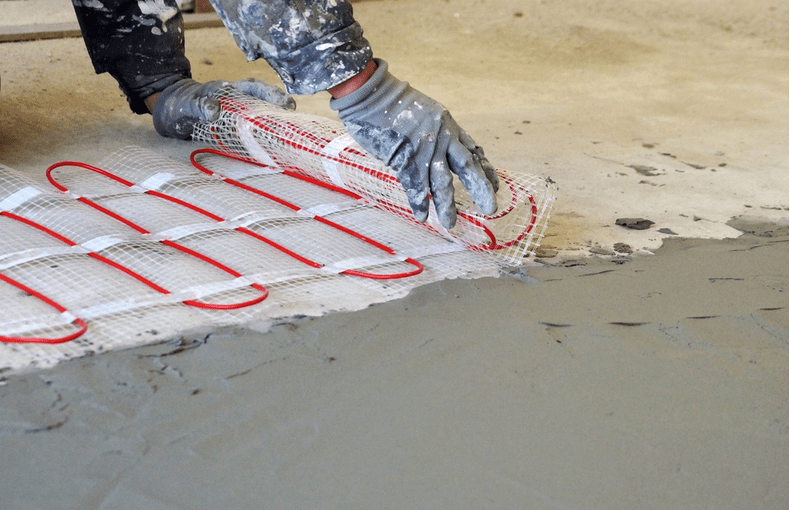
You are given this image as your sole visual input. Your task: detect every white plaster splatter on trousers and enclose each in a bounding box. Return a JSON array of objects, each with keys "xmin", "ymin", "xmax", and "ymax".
[
  {"xmin": 73, "ymin": 0, "xmax": 107, "ymax": 10},
  {"xmin": 397, "ymin": 110, "xmax": 414, "ymax": 122},
  {"xmin": 133, "ymin": 14, "xmax": 156, "ymax": 26},
  {"xmin": 315, "ymin": 42, "xmax": 336, "ymax": 51},
  {"xmin": 137, "ymin": 0, "xmax": 178, "ymax": 26}
]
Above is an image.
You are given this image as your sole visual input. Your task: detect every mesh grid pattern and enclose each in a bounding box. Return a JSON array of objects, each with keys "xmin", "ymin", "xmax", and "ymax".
[
  {"xmin": 0, "ymin": 99, "xmax": 554, "ymax": 372},
  {"xmin": 192, "ymin": 89, "xmax": 556, "ymax": 264}
]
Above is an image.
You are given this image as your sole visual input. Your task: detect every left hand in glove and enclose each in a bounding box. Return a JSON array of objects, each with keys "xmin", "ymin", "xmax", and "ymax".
[
  {"xmin": 330, "ymin": 59, "xmax": 499, "ymax": 230},
  {"xmin": 150, "ymin": 78, "xmax": 296, "ymax": 139}
]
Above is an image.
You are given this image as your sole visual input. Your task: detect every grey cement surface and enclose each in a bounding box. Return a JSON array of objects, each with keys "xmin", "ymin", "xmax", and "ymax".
[
  {"xmin": 0, "ymin": 222, "xmax": 787, "ymax": 509},
  {"xmin": 0, "ymin": 0, "xmax": 788, "ymax": 508}
]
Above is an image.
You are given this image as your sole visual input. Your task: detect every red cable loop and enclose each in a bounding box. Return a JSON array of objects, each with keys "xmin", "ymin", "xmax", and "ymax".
[
  {"xmin": 183, "ymin": 281, "xmax": 268, "ymax": 310},
  {"xmin": 44, "ymin": 162, "xmax": 269, "ymax": 310},
  {"xmin": 191, "ymin": 147, "xmax": 363, "ymax": 200},
  {"xmin": 194, "ymin": 144, "xmax": 495, "ymax": 252},
  {"xmin": 218, "ymin": 98, "xmax": 400, "ymax": 186},
  {"xmin": 50, "ymin": 158, "xmax": 421, "ymax": 281},
  {"xmin": 2, "ymin": 138, "xmax": 538, "ymax": 343},
  {"xmin": 1, "ymin": 210, "xmax": 169, "ymax": 293},
  {"xmin": 206, "ymin": 100, "xmax": 546, "ymax": 252},
  {"xmin": 0, "ymin": 271, "xmax": 88, "ymax": 344},
  {"xmin": 190, "ymin": 149, "xmax": 423, "ymax": 279}
]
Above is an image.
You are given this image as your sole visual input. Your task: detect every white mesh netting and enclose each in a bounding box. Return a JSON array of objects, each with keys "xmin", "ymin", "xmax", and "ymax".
[
  {"xmin": 192, "ymin": 89, "xmax": 555, "ymax": 265},
  {"xmin": 0, "ymin": 97, "xmax": 554, "ymax": 374}
]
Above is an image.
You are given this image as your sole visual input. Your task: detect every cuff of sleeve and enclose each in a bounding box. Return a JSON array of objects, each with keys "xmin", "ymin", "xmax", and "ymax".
[
  {"xmin": 329, "ymin": 58, "xmax": 393, "ymax": 112},
  {"xmin": 120, "ymin": 72, "xmax": 192, "ymax": 115}
]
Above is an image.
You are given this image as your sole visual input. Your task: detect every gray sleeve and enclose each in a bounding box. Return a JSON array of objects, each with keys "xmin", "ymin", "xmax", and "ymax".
[{"xmin": 207, "ymin": 0, "xmax": 373, "ymax": 95}]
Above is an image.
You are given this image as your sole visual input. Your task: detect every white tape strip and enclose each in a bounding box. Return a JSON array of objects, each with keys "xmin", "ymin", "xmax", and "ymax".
[
  {"xmin": 77, "ymin": 275, "xmax": 256, "ymax": 320},
  {"xmin": 245, "ymin": 269, "xmax": 319, "ymax": 286},
  {"xmin": 138, "ymin": 172, "xmax": 175, "ymax": 191},
  {"xmin": 0, "ymin": 187, "xmax": 42, "ymax": 211},
  {"xmin": 60, "ymin": 311, "xmax": 77, "ymax": 323},
  {"xmin": 170, "ymin": 276, "xmax": 255, "ymax": 302},
  {"xmin": 0, "ymin": 308, "xmax": 80, "ymax": 337},
  {"xmin": 76, "ymin": 293, "xmax": 184, "ymax": 320},
  {"xmin": 298, "ymin": 200, "xmax": 362, "ymax": 218},
  {"xmin": 91, "ymin": 291, "xmax": 179, "ymax": 315},
  {"xmin": 229, "ymin": 211, "xmax": 299, "ymax": 228},
  {"xmin": 80, "ymin": 235, "xmax": 126, "ymax": 253},
  {"xmin": 320, "ymin": 133, "xmax": 356, "ymax": 188},
  {"xmin": 237, "ymin": 117, "xmax": 277, "ymax": 167},
  {"xmin": 0, "ymin": 246, "xmax": 77, "ymax": 270},
  {"xmin": 151, "ymin": 221, "xmax": 229, "ymax": 241},
  {"xmin": 321, "ymin": 254, "xmax": 404, "ymax": 274},
  {"xmin": 220, "ymin": 163, "xmax": 282, "ymax": 180}
]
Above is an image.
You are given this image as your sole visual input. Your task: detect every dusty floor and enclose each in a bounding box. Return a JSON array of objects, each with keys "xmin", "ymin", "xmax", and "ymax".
[{"xmin": 0, "ymin": 0, "xmax": 788, "ymax": 508}]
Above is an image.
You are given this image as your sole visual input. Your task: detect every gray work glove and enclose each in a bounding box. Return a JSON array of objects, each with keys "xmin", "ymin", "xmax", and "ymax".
[
  {"xmin": 152, "ymin": 78, "xmax": 296, "ymax": 139},
  {"xmin": 330, "ymin": 59, "xmax": 499, "ymax": 229}
]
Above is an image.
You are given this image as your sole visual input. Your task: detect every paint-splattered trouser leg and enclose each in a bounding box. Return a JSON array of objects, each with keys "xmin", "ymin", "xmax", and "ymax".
[
  {"xmin": 207, "ymin": 0, "xmax": 373, "ymax": 95},
  {"xmin": 72, "ymin": 0, "xmax": 192, "ymax": 114}
]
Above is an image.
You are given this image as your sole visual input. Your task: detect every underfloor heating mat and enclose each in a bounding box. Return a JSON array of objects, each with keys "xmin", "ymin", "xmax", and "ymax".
[{"xmin": 0, "ymin": 95, "xmax": 555, "ymax": 374}]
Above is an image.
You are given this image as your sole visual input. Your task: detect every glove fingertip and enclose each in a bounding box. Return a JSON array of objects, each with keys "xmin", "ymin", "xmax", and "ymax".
[
  {"xmin": 481, "ymin": 200, "xmax": 498, "ymax": 217},
  {"xmin": 435, "ymin": 195, "xmax": 458, "ymax": 230},
  {"xmin": 282, "ymin": 95, "xmax": 297, "ymax": 110},
  {"xmin": 491, "ymin": 175, "xmax": 501, "ymax": 193},
  {"xmin": 439, "ymin": 210, "xmax": 457, "ymax": 230},
  {"xmin": 405, "ymin": 187, "xmax": 431, "ymax": 225},
  {"xmin": 483, "ymin": 170, "xmax": 500, "ymax": 194},
  {"xmin": 200, "ymin": 97, "xmax": 221, "ymax": 121},
  {"xmin": 466, "ymin": 145, "xmax": 498, "ymax": 191},
  {"xmin": 479, "ymin": 190, "xmax": 499, "ymax": 216},
  {"xmin": 413, "ymin": 209, "xmax": 429, "ymax": 224}
]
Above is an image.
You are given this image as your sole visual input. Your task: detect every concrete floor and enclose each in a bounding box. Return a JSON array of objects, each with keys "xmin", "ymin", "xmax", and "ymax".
[{"xmin": 0, "ymin": 0, "xmax": 787, "ymax": 508}]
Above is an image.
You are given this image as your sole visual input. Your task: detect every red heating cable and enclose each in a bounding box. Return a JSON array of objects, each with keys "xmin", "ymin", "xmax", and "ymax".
[
  {"xmin": 45, "ymin": 162, "xmax": 268, "ymax": 310},
  {"xmin": 186, "ymin": 148, "xmax": 423, "ymax": 279},
  {"xmin": 0, "ymin": 269, "xmax": 88, "ymax": 344},
  {"xmin": 48, "ymin": 159, "xmax": 421, "ymax": 280},
  {"xmin": 211, "ymin": 98, "xmax": 541, "ymax": 251}
]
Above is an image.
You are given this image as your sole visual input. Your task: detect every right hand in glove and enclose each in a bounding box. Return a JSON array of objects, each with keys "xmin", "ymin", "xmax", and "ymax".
[
  {"xmin": 150, "ymin": 78, "xmax": 296, "ymax": 139},
  {"xmin": 330, "ymin": 59, "xmax": 499, "ymax": 230}
]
